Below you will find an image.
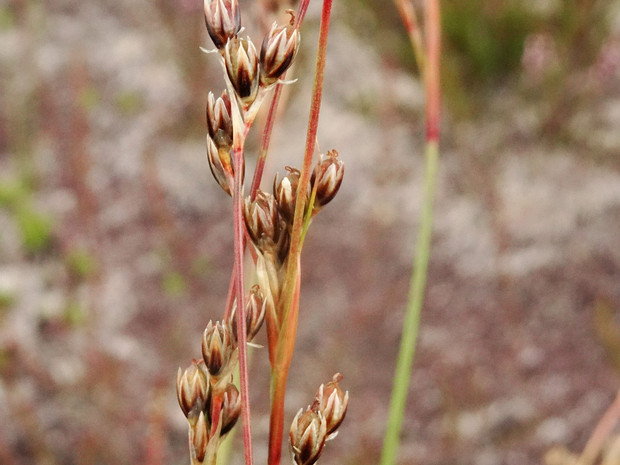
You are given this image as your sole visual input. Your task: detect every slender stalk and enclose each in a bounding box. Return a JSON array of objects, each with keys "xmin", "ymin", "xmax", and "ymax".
[
  {"xmin": 232, "ymin": 140, "xmax": 253, "ymax": 465},
  {"xmin": 267, "ymin": 1, "xmax": 334, "ymax": 464},
  {"xmin": 393, "ymin": 0, "xmax": 426, "ymax": 76},
  {"xmin": 379, "ymin": 1, "xmax": 441, "ymax": 464},
  {"xmin": 250, "ymin": 85, "xmax": 284, "ymax": 199},
  {"xmin": 277, "ymin": 0, "xmax": 332, "ymax": 344},
  {"xmin": 250, "ymin": 0, "xmax": 312, "ymax": 200}
]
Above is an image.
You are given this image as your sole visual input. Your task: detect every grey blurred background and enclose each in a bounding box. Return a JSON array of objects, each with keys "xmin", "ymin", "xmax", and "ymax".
[{"xmin": 1, "ymin": 1, "xmax": 620, "ymax": 464}]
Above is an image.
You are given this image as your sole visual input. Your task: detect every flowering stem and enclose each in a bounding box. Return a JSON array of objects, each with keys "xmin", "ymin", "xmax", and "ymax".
[
  {"xmin": 232, "ymin": 138, "xmax": 253, "ymax": 465},
  {"xmin": 250, "ymin": 0, "xmax": 312, "ymax": 200},
  {"xmin": 250, "ymin": 85, "xmax": 284, "ymax": 199},
  {"xmin": 267, "ymin": 1, "xmax": 333, "ymax": 464},
  {"xmin": 380, "ymin": 1, "xmax": 441, "ymax": 464}
]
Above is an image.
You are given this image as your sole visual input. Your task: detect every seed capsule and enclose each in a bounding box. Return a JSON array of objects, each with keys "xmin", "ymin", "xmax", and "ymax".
[
  {"xmin": 203, "ymin": 0, "xmax": 240, "ymax": 50},
  {"xmin": 176, "ymin": 360, "xmax": 210, "ymax": 423},
  {"xmin": 219, "ymin": 383, "xmax": 241, "ymax": 436},
  {"xmin": 229, "ymin": 284, "xmax": 267, "ymax": 342},
  {"xmin": 191, "ymin": 411, "xmax": 209, "ymax": 462},
  {"xmin": 289, "ymin": 408, "xmax": 327, "ymax": 465},
  {"xmin": 244, "ymin": 190, "xmax": 288, "ymax": 257},
  {"xmin": 224, "ymin": 37, "xmax": 260, "ymax": 107},
  {"xmin": 206, "ymin": 135, "xmax": 233, "ymax": 196},
  {"xmin": 206, "ymin": 90, "xmax": 233, "ymax": 150},
  {"xmin": 202, "ymin": 321, "xmax": 237, "ymax": 379},
  {"xmin": 273, "ymin": 166, "xmax": 303, "ymax": 225},
  {"xmin": 312, "ymin": 373, "xmax": 349, "ymax": 435},
  {"xmin": 260, "ymin": 21, "xmax": 300, "ymax": 86},
  {"xmin": 310, "ymin": 150, "xmax": 344, "ymax": 210}
]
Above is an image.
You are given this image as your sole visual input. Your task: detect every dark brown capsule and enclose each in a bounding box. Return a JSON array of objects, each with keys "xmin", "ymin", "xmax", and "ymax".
[
  {"xmin": 289, "ymin": 408, "xmax": 327, "ymax": 465},
  {"xmin": 206, "ymin": 90, "xmax": 233, "ymax": 150},
  {"xmin": 224, "ymin": 37, "xmax": 259, "ymax": 107},
  {"xmin": 260, "ymin": 21, "xmax": 300, "ymax": 86},
  {"xmin": 273, "ymin": 166, "xmax": 303, "ymax": 226},
  {"xmin": 310, "ymin": 150, "xmax": 344, "ymax": 210},
  {"xmin": 202, "ymin": 320, "xmax": 237, "ymax": 379},
  {"xmin": 203, "ymin": 0, "xmax": 240, "ymax": 50},
  {"xmin": 176, "ymin": 360, "xmax": 210, "ymax": 423}
]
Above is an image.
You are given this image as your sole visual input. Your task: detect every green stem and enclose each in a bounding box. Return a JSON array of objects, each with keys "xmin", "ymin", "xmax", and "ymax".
[
  {"xmin": 380, "ymin": 0, "xmax": 441, "ymax": 464},
  {"xmin": 379, "ymin": 141, "xmax": 438, "ymax": 465}
]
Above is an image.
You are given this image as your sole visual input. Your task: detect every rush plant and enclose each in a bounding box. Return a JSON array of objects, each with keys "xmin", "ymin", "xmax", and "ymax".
[{"xmin": 175, "ymin": 1, "xmax": 349, "ymax": 465}]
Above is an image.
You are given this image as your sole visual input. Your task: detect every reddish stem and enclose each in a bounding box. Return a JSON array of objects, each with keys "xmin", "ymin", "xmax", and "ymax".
[
  {"xmin": 249, "ymin": 0, "xmax": 312, "ymax": 200},
  {"xmin": 295, "ymin": 0, "xmax": 311, "ymax": 27},
  {"xmin": 267, "ymin": 1, "xmax": 334, "ymax": 464},
  {"xmin": 425, "ymin": 0, "xmax": 441, "ymax": 142},
  {"xmin": 394, "ymin": 0, "xmax": 425, "ymax": 75},
  {"xmin": 232, "ymin": 143, "xmax": 253, "ymax": 465},
  {"xmin": 267, "ymin": 269, "xmax": 301, "ymax": 465},
  {"xmin": 250, "ymin": 85, "xmax": 284, "ymax": 199}
]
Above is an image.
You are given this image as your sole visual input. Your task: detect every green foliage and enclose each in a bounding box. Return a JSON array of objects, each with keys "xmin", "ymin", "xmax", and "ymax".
[
  {"xmin": 0, "ymin": 180, "xmax": 28, "ymax": 209},
  {"xmin": 0, "ymin": 178, "xmax": 54, "ymax": 256},
  {"xmin": 65, "ymin": 248, "xmax": 98, "ymax": 280},
  {"xmin": 0, "ymin": 6, "xmax": 15, "ymax": 31},
  {"xmin": 16, "ymin": 208, "xmax": 53, "ymax": 254},
  {"xmin": 78, "ymin": 85, "xmax": 101, "ymax": 110},
  {"xmin": 443, "ymin": 0, "xmax": 535, "ymax": 84},
  {"xmin": 63, "ymin": 300, "xmax": 86, "ymax": 326},
  {"xmin": 163, "ymin": 270, "xmax": 187, "ymax": 297},
  {"xmin": 0, "ymin": 291, "xmax": 15, "ymax": 315},
  {"xmin": 115, "ymin": 91, "xmax": 144, "ymax": 115}
]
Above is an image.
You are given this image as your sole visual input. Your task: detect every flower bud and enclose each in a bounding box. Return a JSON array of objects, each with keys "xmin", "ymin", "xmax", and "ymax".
[
  {"xmin": 202, "ymin": 320, "xmax": 237, "ymax": 379},
  {"xmin": 310, "ymin": 150, "xmax": 344, "ymax": 210},
  {"xmin": 244, "ymin": 190, "xmax": 288, "ymax": 257},
  {"xmin": 206, "ymin": 90, "xmax": 233, "ymax": 150},
  {"xmin": 219, "ymin": 383, "xmax": 241, "ymax": 436},
  {"xmin": 260, "ymin": 21, "xmax": 300, "ymax": 86},
  {"xmin": 273, "ymin": 166, "xmax": 303, "ymax": 225},
  {"xmin": 207, "ymin": 135, "xmax": 233, "ymax": 196},
  {"xmin": 224, "ymin": 37, "xmax": 260, "ymax": 107},
  {"xmin": 312, "ymin": 373, "xmax": 349, "ymax": 435},
  {"xmin": 289, "ymin": 408, "xmax": 327, "ymax": 465},
  {"xmin": 203, "ymin": 0, "xmax": 240, "ymax": 50},
  {"xmin": 176, "ymin": 360, "xmax": 210, "ymax": 423},
  {"xmin": 191, "ymin": 411, "xmax": 209, "ymax": 462},
  {"xmin": 229, "ymin": 284, "xmax": 267, "ymax": 342}
]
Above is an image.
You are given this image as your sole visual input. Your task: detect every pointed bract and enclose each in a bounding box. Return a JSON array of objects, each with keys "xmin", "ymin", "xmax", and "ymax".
[
  {"xmin": 274, "ymin": 166, "xmax": 303, "ymax": 226},
  {"xmin": 244, "ymin": 190, "xmax": 289, "ymax": 259},
  {"xmin": 191, "ymin": 411, "xmax": 209, "ymax": 462},
  {"xmin": 311, "ymin": 150, "xmax": 344, "ymax": 210},
  {"xmin": 260, "ymin": 21, "xmax": 300, "ymax": 86},
  {"xmin": 219, "ymin": 383, "xmax": 241, "ymax": 436},
  {"xmin": 206, "ymin": 90, "xmax": 233, "ymax": 150},
  {"xmin": 312, "ymin": 373, "xmax": 349, "ymax": 435},
  {"xmin": 176, "ymin": 360, "xmax": 211, "ymax": 423},
  {"xmin": 206, "ymin": 135, "xmax": 233, "ymax": 195},
  {"xmin": 202, "ymin": 320, "xmax": 237, "ymax": 380},
  {"xmin": 203, "ymin": 0, "xmax": 241, "ymax": 49},
  {"xmin": 289, "ymin": 408, "xmax": 327, "ymax": 465},
  {"xmin": 229, "ymin": 284, "xmax": 266, "ymax": 342},
  {"xmin": 224, "ymin": 37, "xmax": 260, "ymax": 106}
]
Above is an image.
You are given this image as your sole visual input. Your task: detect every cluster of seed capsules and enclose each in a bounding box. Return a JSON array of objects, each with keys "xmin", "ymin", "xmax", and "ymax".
[
  {"xmin": 289, "ymin": 374, "xmax": 350, "ymax": 465},
  {"xmin": 177, "ymin": 0, "xmax": 347, "ymax": 464},
  {"xmin": 204, "ymin": 0, "xmax": 301, "ymax": 195},
  {"xmin": 177, "ymin": 284, "xmax": 266, "ymax": 464}
]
